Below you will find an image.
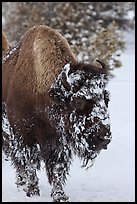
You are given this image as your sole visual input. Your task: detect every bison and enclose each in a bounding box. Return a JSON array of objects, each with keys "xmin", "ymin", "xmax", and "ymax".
[{"xmin": 2, "ymin": 25, "xmax": 112, "ymax": 202}]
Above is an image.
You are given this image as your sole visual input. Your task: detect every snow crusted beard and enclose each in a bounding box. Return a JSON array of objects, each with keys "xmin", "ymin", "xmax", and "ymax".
[{"xmin": 49, "ymin": 63, "xmax": 112, "ymax": 169}]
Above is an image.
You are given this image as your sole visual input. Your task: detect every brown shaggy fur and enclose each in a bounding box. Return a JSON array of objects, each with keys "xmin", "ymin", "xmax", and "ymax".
[
  {"xmin": 3, "ymin": 25, "xmax": 76, "ymax": 97},
  {"xmin": 2, "ymin": 25, "xmax": 111, "ymax": 202}
]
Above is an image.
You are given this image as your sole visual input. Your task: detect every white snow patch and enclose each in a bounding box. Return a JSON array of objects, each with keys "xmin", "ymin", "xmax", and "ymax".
[{"xmin": 63, "ymin": 63, "xmax": 81, "ymax": 86}]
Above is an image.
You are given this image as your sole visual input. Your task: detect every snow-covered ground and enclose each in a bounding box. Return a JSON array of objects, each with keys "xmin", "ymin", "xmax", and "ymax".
[{"xmin": 2, "ymin": 29, "xmax": 135, "ymax": 202}]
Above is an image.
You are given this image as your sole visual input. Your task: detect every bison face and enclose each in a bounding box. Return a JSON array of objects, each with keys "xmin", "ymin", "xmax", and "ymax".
[{"xmin": 49, "ymin": 62, "xmax": 112, "ymax": 167}]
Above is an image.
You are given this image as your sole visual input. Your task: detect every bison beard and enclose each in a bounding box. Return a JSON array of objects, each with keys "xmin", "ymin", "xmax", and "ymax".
[{"xmin": 2, "ymin": 26, "xmax": 112, "ymax": 202}]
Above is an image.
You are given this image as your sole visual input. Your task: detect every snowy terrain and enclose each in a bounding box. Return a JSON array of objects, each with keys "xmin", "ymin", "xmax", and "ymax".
[{"xmin": 2, "ymin": 29, "xmax": 135, "ymax": 202}]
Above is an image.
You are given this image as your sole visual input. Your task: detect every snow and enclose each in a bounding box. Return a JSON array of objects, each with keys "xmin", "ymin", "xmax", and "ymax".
[
  {"xmin": 63, "ymin": 63, "xmax": 81, "ymax": 86},
  {"xmin": 2, "ymin": 29, "xmax": 135, "ymax": 202},
  {"xmin": 2, "ymin": 105, "xmax": 11, "ymax": 135}
]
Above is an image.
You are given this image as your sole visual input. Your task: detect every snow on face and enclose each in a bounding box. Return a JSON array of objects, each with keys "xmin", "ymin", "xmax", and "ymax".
[
  {"xmin": 63, "ymin": 63, "xmax": 82, "ymax": 86},
  {"xmin": 49, "ymin": 63, "xmax": 112, "ymax": 156},
  {"xmin": 61, "ymin": 63, "xmax": 108, "ymax": 99}
]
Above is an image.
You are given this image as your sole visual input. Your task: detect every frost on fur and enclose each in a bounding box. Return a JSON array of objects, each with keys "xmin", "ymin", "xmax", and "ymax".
[{"xmin": 48, "ymin": 63, "xmax": 111, "ymax": 170}]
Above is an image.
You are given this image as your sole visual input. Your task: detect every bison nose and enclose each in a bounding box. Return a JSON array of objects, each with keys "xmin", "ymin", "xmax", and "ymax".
[{"xmin": 97, "ymin": 131, "xmax": 111, "ymax": 150}]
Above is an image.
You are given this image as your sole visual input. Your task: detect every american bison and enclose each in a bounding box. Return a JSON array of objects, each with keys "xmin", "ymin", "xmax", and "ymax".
[{"xmin": 2, "ymin": 25, "xmax": 112, "ymax": 202}]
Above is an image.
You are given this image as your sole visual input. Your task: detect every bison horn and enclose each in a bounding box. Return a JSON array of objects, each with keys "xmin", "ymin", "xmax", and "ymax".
[{"xmin": 96, "ymin": 59, "xmax": 107, "ymax": 70}]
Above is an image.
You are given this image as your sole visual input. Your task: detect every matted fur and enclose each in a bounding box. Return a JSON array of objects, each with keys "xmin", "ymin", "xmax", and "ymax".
[{"xmin": 2, "ymin": 25, "xmax": 111, "ymax": 202}]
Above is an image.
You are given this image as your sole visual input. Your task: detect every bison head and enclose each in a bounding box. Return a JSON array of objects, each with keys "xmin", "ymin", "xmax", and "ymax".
[{"xmin": 48, "ymin": 60, "xmax": 112, "ymax": 168}]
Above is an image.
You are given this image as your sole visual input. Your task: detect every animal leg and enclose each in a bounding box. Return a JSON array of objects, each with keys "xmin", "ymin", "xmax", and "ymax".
[
  {"xmin": 45, "ymin": 145, "xmax": 71, "ymax": 202},
  {"xmin": 9, "ymin": 138, "xmax": 40, "ymax": 197},
  {"xmin": 15, "ymin": 166, "xmax": 27, "ymax": 188},
  {"xmin": 24, "ymin": 165, "xmax": 40, "ymax": 197},
  {"xmin": 22, "ymin": 145, "xmax": 41, "ymax": 197},
  {"xmin": 50, "ymin": 163, "xmax": 69, "ymax": 202}
]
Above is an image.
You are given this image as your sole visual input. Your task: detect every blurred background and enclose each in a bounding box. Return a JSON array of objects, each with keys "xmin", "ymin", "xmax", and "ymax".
[{"xmin": 2, "ymin": 2, "xmax": 135, "ymax": 76}]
